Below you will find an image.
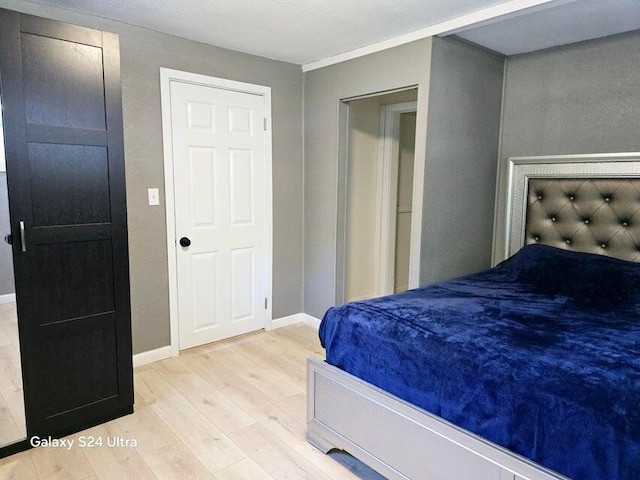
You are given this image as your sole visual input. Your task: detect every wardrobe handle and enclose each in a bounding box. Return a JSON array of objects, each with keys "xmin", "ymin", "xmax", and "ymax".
[{"xmin": 19, "ymin": 221, "xmax": 26, "ymax": 252}]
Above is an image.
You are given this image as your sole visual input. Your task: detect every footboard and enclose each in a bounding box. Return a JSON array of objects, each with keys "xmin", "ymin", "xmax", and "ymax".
[{"xmin": 307, "ymin": 358, "xmax": 566, "ymax": 480}]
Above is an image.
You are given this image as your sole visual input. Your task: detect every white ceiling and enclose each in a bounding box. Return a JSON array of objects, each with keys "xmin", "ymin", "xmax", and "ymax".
[
  {"xmin": 22, "ymin": 0, "xmax": 640, "ymax": 67},
  {"xmin": 455, "ymin": 0, "xmax": 640, "ymax": 56},
  {"xmin": 25, "ymin": 0, "xmax": 534, "ymax": 65}
]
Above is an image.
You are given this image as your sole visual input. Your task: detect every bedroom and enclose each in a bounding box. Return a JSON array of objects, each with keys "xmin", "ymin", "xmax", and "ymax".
[{"xmin": 0, "ymin": 0, "xmax": 639, "ymax": 478}]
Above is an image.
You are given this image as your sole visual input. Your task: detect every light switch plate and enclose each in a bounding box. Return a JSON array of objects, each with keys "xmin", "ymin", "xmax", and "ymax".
[{"xmin": 148, "ymin": 188, "xmax": 160, "ymax": 206}]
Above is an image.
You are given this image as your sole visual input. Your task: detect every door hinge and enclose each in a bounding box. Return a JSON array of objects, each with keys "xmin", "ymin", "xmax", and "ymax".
[
  {"xmin": 263, "ymin": 118, "xmax": 267, "ymax": 131},
  {"xmin": 264, "ymin": 297, "xmax": 268, "ymax": 309}
]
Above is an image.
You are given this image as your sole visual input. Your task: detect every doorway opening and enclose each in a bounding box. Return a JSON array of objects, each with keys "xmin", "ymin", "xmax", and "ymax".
[{"xmin": 337, "ymin": 88, "xmax": 419, "ymax": 304}]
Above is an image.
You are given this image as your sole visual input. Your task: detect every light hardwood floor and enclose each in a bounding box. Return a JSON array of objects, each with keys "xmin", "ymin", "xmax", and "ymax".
[
  {"xmin": 0, "ymin": 301, "xmax": 26, "ymax": 448},
  {"xmin": 0, "ymin": 323, "xmax": 385, "ymax": 480}
]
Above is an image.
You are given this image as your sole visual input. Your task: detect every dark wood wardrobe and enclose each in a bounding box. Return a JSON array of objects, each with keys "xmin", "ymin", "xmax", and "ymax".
[{"xmin": 0, "ymin": 8, "xmax": 133, "ymax": 453}]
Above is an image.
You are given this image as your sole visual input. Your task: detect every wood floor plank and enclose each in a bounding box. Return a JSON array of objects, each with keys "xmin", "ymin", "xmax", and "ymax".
[
  {"xmin": 0, "ymin": 323, "xmax": 10, "ymax": 347},
  {"xmin": 0, "ymin": 323, "xmax": 375, "ymax": 480},
  {"xmin": 228, "ymin": 423, "xmax": 331, "ymax": 480},
  {"xmin": 0, "ymin": 302, "xmax": 25, "ymax": 447},
  {"xmin": 213, "ymin": 457, "xmax": 275, "ymax": 480},
  {"xmin": 30, "ymin": 431, "xmax": 97, "ymax": 480},
  {"xmin": 0, "ymin": 343, "xmax": 22, "ymax": 395},
  {"xmin": 249, "ymin": 395, "xmax": 368, "ymax": 480},
  {"xmin": 135, "ymin": 369, "xmax": 246, "ymax": 474},
  {"xmin": 201, "ymin": 345, "xmax": 301, "ymax": 401},
  {"xmin": 251, "ymin": 398, "xmax": 308, "ymax": 449},
  {"xmin": 276, "ymin": 323, "xmax": 323, "ymax": 346},
  {"xmin": 0, "ymin": 451, "xmax": 38, "ymax": 480},
  {"xmin": 79, "ymin": 423, "xmax": 156, "ymax": 480},
  {"xmin": 152, "ymin": 358, "xmax": 257, "ymax": 434},
  {"xmin": 0, "ymin": 303, "xmax": 16, "ymax": 313},
  {"xmin": 4, "ymin": 390, "xmax": 26, "ymax": 428},
  {"xmin": 277, "ymin": 392, "xmax": 307, "ymax": 422},
  {"xmin": 115, "ymin": 395, "xmax": 177, "ymax": 455},
  {"xmin": 140, "ymin": 441, "xmax": 216, "ymax": 480},
  {"xmin": 180, "ymin": 351, "xmax": 274, "ymax": 418},
  {"xmin": 0, "ymin": 311, "xmax": 19, "ymax": 350},
  {"xmin": 232, "ymin": 338, "xmax": 306, "ymax": 390},
  {"xmin": 0, "ymin": 393, "xmax": 23, "ymax": 446}
]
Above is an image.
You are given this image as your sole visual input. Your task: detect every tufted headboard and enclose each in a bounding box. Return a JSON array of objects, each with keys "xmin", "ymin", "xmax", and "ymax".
[
  {"xmin": 525, "ymin": 178, "xmax": 640, "ymax": 262},
  {"xmin": 505, "ymin": 153, "xmax": 640, "ymax": 263}
]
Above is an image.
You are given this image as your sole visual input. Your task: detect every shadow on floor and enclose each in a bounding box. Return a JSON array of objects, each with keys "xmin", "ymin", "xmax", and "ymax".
[{"xmin": 329, "ymin": 450, "xmax": 388, "ymax": 480}]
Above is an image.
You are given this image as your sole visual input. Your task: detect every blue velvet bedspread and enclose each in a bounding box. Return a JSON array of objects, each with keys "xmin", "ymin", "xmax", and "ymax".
[{"xmin": 319, "ymin": 244, "xmax": 640, "ymax": 480}]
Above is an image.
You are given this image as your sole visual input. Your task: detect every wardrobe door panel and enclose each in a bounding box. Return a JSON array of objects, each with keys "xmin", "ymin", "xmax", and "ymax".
[
  {"xmin": 28, "ymin": 143, "xmax": 111, "ymax": 226},
  {"xmin": 41, "ymin": 327, "xmax": 119, "ymax": 418},
  {"xmin": 0, "ymin": 8, "xmax": 133, "ymax": 441},
  {"xmin": 21, "ymin": 32, "xmax": 106, "ymax": 129},
  {"xmin": 31, "ymin": 240, "xmax": 115, "ymax": 323}
]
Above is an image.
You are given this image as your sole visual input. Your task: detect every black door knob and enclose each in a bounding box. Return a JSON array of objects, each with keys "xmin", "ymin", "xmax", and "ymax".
[{"xmin": 179, "ymin": 237, "xmax": 191, "ymax": 247}]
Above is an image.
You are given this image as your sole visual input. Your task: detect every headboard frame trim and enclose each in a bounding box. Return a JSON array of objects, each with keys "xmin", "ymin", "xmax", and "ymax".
[{"xmin": 505, "ymin": 153, "xmax": 640, "ymax": 262}]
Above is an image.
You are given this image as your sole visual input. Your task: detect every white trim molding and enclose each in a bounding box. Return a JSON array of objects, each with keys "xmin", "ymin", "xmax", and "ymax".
[
  {"xmin": 160, "ymin": 68, "xmax": 273, "ymax": 357},
  {"xmin": 0, "ymin": 293, "xmax": 16, "ymax": 304},
  {"xmin": 134, "ymin": 313, "xmax": 321, "ymax": 367},
  {"xmin": 132, "ymin": 345, "xmax": 172, "ymax": 368},
  {"xmin": 268, "ymin": 313, "xmax": 305, "ymax": 330},
  {"xmin": 302, "ymin": 313, "xmax": 322, "ymax": 330},
  {"xmin": 505, "ymin": 152, "xmax": 640, "ymax": 261},
  {"xmin": 376, "ymin": 101, "xmax": 418, "ymax": 296},
  {"xmin": 302, "ymin": 0, "xmax": 562, "ymax": 72}
]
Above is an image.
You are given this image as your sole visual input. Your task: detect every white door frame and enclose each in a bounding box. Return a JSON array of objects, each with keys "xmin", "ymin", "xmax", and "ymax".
[
  {"xmin": 374, "ymin": 101, "xmax": 418, "ymax": 296},
  {"xmin": 160, "ymin": 68, "xmax": 273, "ymax": 356}
]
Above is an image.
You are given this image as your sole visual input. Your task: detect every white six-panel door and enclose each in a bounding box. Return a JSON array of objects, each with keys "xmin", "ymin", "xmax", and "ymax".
[{"xmin": 170, "ymin": 80, "xmax": 268, "ymax": 349}]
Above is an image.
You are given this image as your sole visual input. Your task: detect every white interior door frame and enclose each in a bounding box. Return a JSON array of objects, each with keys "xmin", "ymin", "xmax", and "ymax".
[
  {"xmin": 375, "ymin": 101, "xmax": 417, "ymax": 295},
  {"xmin": 160, "ymin": 68, "xmax": 273, "ymax": 356}
]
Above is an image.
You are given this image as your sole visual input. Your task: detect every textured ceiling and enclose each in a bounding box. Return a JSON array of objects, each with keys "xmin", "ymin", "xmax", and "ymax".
[
  {"xmin": 19, "ymin": 0, "xmax": 640, "ymax": 66},
  {"xmin": 456, "ymin": 0, "xmax": 640, "ymax": 55},
  {"xmin": 25, "ymin": 0, "xmax": 515, "ymax": 64}
]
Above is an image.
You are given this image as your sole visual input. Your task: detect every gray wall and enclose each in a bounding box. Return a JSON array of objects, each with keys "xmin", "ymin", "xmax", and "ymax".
[
  {"xmin": 493, "ymin": 30, "xmax": 640, "ymax": 261},
  {"xmin": 303, "ymin": 37, "xmax": 504, "ymax": 319},
  {"xmin": 0, "ymin": 174, "xmax": 14, "ymax": 296},
  {"xmin": 422, "ymin": 37, "xmax": 504, "ymax": 284},
  {"xmin": 2, "ymin": 1, "xmax": 304, "ymax": 354},
  {"xmin": 304, "ymin": 39, "xmax": 433, "ymax": 319}
]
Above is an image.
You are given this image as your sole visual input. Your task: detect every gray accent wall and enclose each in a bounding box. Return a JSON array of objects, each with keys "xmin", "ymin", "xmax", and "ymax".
[
  {"xmin": 303, "ymin": 39, "xmax": 433, "ymax": 320},
  {"xmin": 2, "ymin": 1, "xmax": 304, "ymax": 354},
  {"xmin": 493, "ymin": 30, "xmax": 640, "ymax": 262},
  {"xmin": 422, "ymin": 37, "xmax": 504, "ymax": 284},
  {"xmin": 303, "ymin": 37, "xmax": 504, "ymax": 319}
]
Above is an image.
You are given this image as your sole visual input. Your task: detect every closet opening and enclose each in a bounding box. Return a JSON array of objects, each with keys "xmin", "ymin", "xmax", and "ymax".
[{"xmin": 336, "ymin": 87, "xmax": 419, "ymax": 304}]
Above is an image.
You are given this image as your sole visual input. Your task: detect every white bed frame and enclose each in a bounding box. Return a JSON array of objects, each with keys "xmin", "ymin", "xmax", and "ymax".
[
  {"xmin": 307, "ymin": 154, "xmax": 640, "ymax": 480},
  {"xmin": 307, "ymin": 358, "xmax": 566, "ymax": 480}
]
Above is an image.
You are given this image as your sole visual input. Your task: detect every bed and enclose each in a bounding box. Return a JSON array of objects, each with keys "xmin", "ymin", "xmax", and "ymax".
[{"xmin": 307, "ymin": 154, "xmax": 640, "ymax": 480}]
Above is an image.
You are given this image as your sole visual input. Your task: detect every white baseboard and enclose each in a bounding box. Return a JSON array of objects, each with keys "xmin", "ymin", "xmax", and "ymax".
[
  {"xmin": 268, "ymin": 313, "xmax": 305, "ymax": 330},
  {"xmin": 301, "ymin": 313, "xmax": 321, "ymax": 330},
  {"xmin": 267, "ymin": 312, "xmax": 322, "ymax": 331},
  {"xmin": 134, "ymin": 313, "xmax": 321, "ymax": 367},
  {"xmin": 0, "ymin": 293, "xmax": 16, "ymax": 304},
  {"xmin": 132, "ymin": 345, "xmax": 172, "ymax": 368}
]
